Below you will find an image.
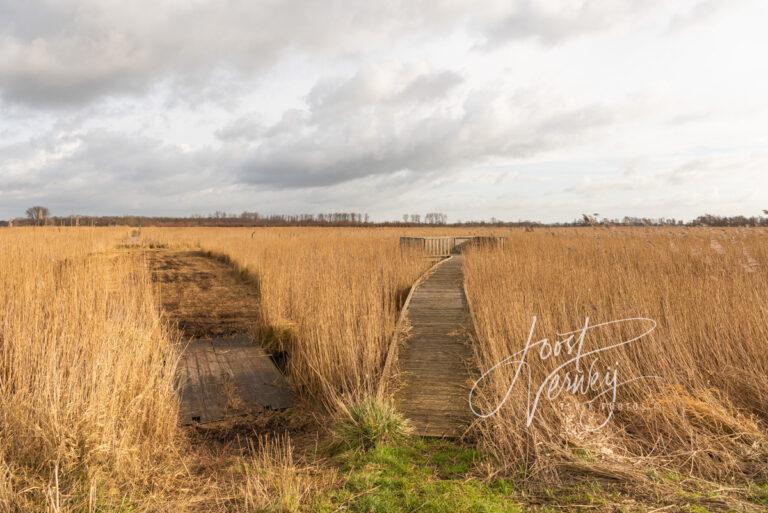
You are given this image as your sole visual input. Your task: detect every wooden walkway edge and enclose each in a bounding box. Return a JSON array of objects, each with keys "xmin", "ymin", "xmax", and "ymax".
[{"xmin": 379, "ymin": 256, "xmax": 475, "ymax": 437}]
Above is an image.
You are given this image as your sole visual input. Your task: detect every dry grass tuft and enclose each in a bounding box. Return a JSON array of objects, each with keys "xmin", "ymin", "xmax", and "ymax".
[
  {"xmin": 330, "ymin": 398, "xmax": 411, "ymax": 452},
  {"xmin": 237, "ymin": 434, "xmax": 334, "ymax": 513}
]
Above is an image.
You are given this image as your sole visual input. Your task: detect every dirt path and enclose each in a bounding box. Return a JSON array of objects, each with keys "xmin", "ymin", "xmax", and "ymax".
[{"xmin": 147, "ymin": 250, "xmax": 261, "ymax": 339}]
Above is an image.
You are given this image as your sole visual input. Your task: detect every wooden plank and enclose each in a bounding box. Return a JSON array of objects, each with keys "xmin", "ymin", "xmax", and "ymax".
[
  {"xmin": 390, "ymin": 255, "xmax": 476, "ymax": 437},
  {"xmin": 177, "ymin": 335, "xmax": 295, "ymax": 425}
]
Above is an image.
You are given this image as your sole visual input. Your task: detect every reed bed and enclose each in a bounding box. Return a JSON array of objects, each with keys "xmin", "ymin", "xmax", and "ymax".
[
  {"xmin": 0, "ymin": 228, "xmax": 181, "ymax": 511},
  {"xmin": 4, "ymin": 225, "xmax": 767, "ymax": 510},
  {"xmin": 464, "ymin": 228, "xmax": 768, "ymax": 483}
]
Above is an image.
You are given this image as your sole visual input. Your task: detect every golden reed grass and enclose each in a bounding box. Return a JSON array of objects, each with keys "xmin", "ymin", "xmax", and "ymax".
[
  {"xmin": 464, "ymin": 227, "xmax": 768, "ymax": 482},
  {"xmin": 0, "ymin": 228, "xmax": 181, "ymax": 511},
  {"xmin": 3, "ymin": 225, "xmax": 767, "ymax": 510}
]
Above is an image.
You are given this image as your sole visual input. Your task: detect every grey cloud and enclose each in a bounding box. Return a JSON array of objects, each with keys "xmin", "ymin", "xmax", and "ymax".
[
  {"xmin": 483, "ymin": 0, "xmax": 623, "ymax": 46},
  {"xmin": 566, "ymin": 151, "xmax": 767, "ymax": 197},
  {"xmin": 483, "ymin": 1, "xmax": 606, "ymax": 46},
  {"xmin": 216, "ymin": 114, "xmax": 266, "ymax": 141},
  {"xmin": 537, "ymin": 105, "xmax": 615, "ymax": 137},
  {"xmin": 0, "ymin": 1, "xmax": 725, "ymax": 108},
  {"xmin": 304, "ymin": 67, "xmax": 462, "ymax": 121},
  {"xmin": 565, "ymin": 177, "xmax": 649, "ymax": 195},
  {"xmin": 394, "ymin": 71, "xmax": 464, "ymax": 104},
  {"xmin": 478, "ymin": 0, "xmax": 711, "ymax": 47},
  {"xmin": 0, "ymin": 0, "xmax": 468, "ymax": 108},
  {"xmin": 0, "ymin": 130, "xmax": 226, "ymax": 210},
  {"xmin": 234, "ymin": 68, "xmax": 616, "ymax": 189},
  {"xmin": 661, "ymin": 159, "xmax": 709, "ymax": 184}
]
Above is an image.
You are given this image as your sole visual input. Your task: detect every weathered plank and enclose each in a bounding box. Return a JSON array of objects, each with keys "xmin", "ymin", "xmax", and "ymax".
[
  {"xmin": 392, "ymin": 256, "xmax": 475, "ymax": 437},
  {"xmin": 177, "ymin": 335, "xmax": 295, "ymax": 425}
]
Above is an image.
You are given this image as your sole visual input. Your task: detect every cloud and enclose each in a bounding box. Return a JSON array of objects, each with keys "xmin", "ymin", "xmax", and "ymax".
[
  {"xmin": 230, "ymin": 66, "xmax": 615, "ymax": 188},
  {"xmin": 0, "ymin": 0, "xmax": 764, "ymax": 221},
  {"xmin": 0, "ymin": 0, "xmax": 468, "ymax": 108},
  {"xmin": 668, "ymin": 0, "xmax": 736, "ymax": 32},
  {"xmin": 0, "ymin": 64, "xmax": 619, "ymax": 216},
  {"xmin": 0, "ymin": 129, "xmax": 224, "ymax": 210},
  {"xmin": 480, "ymin": 0, "xmax": 660, "ymax": 46},
  {"xmin": 0, "ymin": 1, "xmax": 736, "ymax": 108},
  {"xmin": 565, "ymin": 152, "xmax": 768, "ymax": 200}
]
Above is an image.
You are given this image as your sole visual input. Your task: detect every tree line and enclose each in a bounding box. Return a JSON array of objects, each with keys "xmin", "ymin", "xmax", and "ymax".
[{"xmin": 3, "ymin": 207, "xmax": 768, "ymax": 228}]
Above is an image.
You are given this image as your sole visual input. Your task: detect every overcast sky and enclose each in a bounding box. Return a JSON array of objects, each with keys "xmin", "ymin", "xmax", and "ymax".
[{"xmin": 1, "ymin": 0, "xmax": 767, "ymax": 222}]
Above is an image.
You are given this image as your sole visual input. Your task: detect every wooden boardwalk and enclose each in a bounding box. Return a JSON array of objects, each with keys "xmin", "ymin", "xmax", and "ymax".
[
  {"xmin": 177, "ymin": 335, "xmax": 295, "ymax": 424},
  {"xmin": 144, "ymin": 249, "xmax": 295, "ymax": 425},
  {"xmin": 389, "ymin": 256, "xmax": 475, "ymax": 437}
]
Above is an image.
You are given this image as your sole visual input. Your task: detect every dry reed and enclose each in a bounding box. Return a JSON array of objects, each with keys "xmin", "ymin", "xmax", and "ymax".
[
  {"xmin": 464, "ymin": 227, "xmax": 768, "ymax": 483},
  {"xmin": 0, "ymin": 228, "xmax": 182, "ymax": 511},
  {"xmin": 5, "ymin": 224, "xmax": 766, "ymax": 510}
]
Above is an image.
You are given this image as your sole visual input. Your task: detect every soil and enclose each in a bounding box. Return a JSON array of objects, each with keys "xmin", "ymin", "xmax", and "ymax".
[{"xmin": 146, "ymin": 250, "xmax": 262, "ymax": 339}]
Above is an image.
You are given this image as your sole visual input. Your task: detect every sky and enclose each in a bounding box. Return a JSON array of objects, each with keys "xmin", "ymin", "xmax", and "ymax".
[{"xmin": 1, "ymin": 0, "xmax": 767, "ymax": 223}]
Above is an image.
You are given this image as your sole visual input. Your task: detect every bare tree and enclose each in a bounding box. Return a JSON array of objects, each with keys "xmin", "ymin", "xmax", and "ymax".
[
  {"xmin": 425, "ymin": 212, "xmax": 448, "ymax": 225},
  {"xmin": 25, "ymin": 206, "xmax": 50, "ymax": 226}
]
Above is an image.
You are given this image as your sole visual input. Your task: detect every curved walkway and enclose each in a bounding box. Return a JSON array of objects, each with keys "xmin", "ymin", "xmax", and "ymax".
[{"xmin": 386, "ymin": 256, "xmax": 475, "ymax": 437}]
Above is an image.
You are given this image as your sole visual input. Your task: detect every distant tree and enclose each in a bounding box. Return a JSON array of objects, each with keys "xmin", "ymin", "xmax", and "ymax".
[
  {"xmin": 25, "ymin": 206, "xmax": 50, "ymax": 226},
  {"xmin": 425, "ymin": 212, "xmax": 448, "ymax": 225}
]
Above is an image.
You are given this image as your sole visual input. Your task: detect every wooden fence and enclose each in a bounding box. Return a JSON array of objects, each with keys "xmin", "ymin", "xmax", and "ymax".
[{"xmin": 400, "ymin": 236, "xmax": 505, "ymax": 258}]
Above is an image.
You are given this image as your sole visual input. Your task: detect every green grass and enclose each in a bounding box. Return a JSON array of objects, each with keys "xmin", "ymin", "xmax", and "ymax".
[
  {"xmin": 307, "ymin": 437, "xmax": 766, "ymax": 513},
  {"xmin": 748, "ymin": 482, "xmax": 768, "ymax": 506},
  {"xmin": 315, "ymin": 438, "xmax": 520, "ymax": 513},
  {"xmin": 680, "ymin": 506, "xmax": 712, "ymax": 513}
]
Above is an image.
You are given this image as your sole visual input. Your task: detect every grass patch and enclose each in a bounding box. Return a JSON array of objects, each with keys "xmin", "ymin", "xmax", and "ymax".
[
  {"xmin": 330, "ymin": 399, "xmax": 410, "ymax": 452},
  {"xmin": 316, "ymin": 439, "xmax": 521, "ymax": 513},
  {"xmin": 748, "ymin": 482, "xmax": 768, "ymax": 506}
]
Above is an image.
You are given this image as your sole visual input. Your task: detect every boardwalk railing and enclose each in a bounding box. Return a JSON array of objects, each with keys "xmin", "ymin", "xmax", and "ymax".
[{"xmin": 400, "ymin": 236, "xmax": 505, "ymax": 258}]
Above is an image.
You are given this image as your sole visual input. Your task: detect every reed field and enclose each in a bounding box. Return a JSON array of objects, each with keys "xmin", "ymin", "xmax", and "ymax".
[
  {"xmin": 464, "ymin": 229, "xmax": 768, "ymax": 486},
  {"xmin": 0, "ymin": 229, "xmax": 181, "ymax": 511},
  {"xmin": 1, "ymin": 226, "xmax": 767, "ymax": 511}
]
